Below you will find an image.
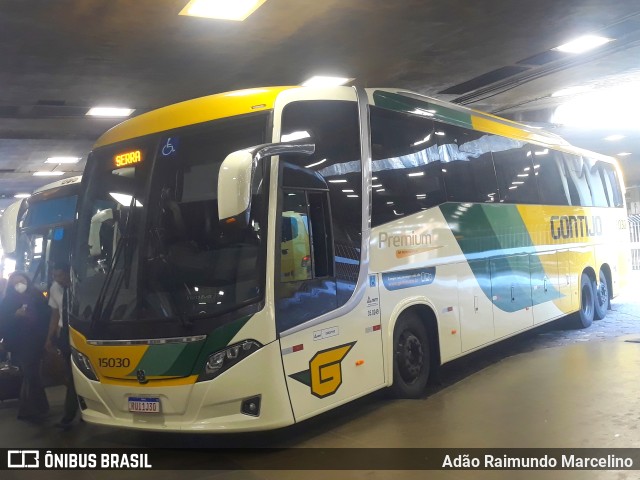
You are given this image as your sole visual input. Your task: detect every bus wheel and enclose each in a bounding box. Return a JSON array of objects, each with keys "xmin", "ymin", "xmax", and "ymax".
[
  {"xmin": 574, "ymin": 272, "xmax": 595, "ymax": 329},
  {"xmin": 593, "ymin": 269, "xmax": 610, "ymax": 320},
  {"xmin": 391, "ymin": 312, "xmax": 430, "ymax": 398}
]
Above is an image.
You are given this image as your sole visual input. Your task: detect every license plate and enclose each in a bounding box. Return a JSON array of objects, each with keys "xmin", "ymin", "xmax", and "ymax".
[{"xmin": 128, "ymin": 397, "xmax": 160, "ymax": 413}]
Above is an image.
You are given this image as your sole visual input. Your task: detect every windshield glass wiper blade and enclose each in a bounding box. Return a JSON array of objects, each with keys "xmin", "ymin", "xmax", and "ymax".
[{"xmin": 90, "ymin": 195, "xmax": 138, "ymax": 329}]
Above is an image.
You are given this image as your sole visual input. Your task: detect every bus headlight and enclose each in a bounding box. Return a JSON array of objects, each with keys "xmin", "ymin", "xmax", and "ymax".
[
  {"xmin": 198, "ymin": 340, "xmax": 262, "ymax": 382},
  {"xmin": 71, "ymin": 348, "xmax": 98, "ymax": 381}
]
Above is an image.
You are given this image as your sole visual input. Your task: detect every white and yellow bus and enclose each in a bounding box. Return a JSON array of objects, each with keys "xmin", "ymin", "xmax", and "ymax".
[{"xmin": 68, "ymin": 86, "xmax": 629, "ymax": 431}]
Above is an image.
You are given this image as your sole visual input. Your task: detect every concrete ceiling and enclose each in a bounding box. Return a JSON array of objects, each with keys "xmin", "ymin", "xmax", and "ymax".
[{"xmin": 2, "ymin": 0, "xmax": 640, "ymax": 210}]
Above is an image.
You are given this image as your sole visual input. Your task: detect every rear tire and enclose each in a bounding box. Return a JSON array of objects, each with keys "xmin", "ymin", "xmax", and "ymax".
[
  {"xmin": 573, "ymin": 272, "xmax": 595, "ymax": 329},
  {"xmin": 391, "ymin": 312, "xmax": 430, "ymax": 399},
  {"xmin": 593, "ymin": 269, "xmax": 610, "ymax": 320}
]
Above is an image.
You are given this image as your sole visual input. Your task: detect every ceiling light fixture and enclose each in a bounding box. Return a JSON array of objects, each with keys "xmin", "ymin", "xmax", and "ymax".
[
  {"xmin": 553, "ymin": 35, "xmax": 613, "ymax": 54},
  {"xmin": 86, "ymin": 107, "xmax": 134, "ymax": 117},
  {"xmin": 617, "ymin": 152, "xmax": 632, "ymax": 157},
  {"xmin": 33, "ymin": 171, "xmax": 65, "ymax": 176},
  {"xmin": 605, "ymin": 134, "xmax": 624, "ymax": 141},
  {"xmin": 14, "ymin": 193, "xmax": 31, "ymax": 198},
  {"xmin": 301, "ymin": 76, "xmax": 354, "ymax": 87},
  {"xmin": 180, "ymin": 0, "xmax": 267, "ymax": 21},
  {"xmin": 45, "ymin": 157, "xmax": 81, "ymax": 164},
  {"xmin": 551, "ymin": 85, "xmax": 594, "ymax": 97}
]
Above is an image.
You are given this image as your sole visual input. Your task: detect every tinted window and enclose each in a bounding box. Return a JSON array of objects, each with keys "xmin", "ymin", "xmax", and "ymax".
[
  {"xmin": 434, "ymin": 122, "xmax": 499, "ymax": 203},
  {"xmin": 277, "ymin": 100, "xmax": 361, "ymax": 329},
  {"xmin": 370, "ymin": 106, "xmax": 445, "ymax": 227},
  {"xmin": 493, "ymin": 143, "xmax": 540, "ymax": 204},
  {"xmin": 560, "ymin": 153, "xmax": 593, "ymax": 206},
  {"xmin": 600, "ymin": 162, "xmax": 624, "ymax": 207},
  {"xmin": 535, "ymin": 150, "xmax": 570, "ymax": 205}
]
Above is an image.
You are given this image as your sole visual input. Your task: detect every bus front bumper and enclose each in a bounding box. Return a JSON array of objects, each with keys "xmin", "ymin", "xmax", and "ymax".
[{"xmin": 72, "ymin": 341, "xmax": 294, "ymax": 432}]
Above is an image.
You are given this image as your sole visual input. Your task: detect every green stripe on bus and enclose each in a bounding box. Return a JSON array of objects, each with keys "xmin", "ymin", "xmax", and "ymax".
[
  {"xmin": 440, "ymin": 203, "xmax": 562, "ymax": 312},
  {"xmin": 127, "ymin": 343, "xmax": 192, "ymax": 377},
  {"xmin": 190, "ymin": 315, "xmax": 254, "ymax": 376},
  {"xmin": 372, "ymin": 90, "xmax": 473, "ymax": 129},
  {"xmin": 124, "ymin": 315, "xmax": 254, "ymax": 378}
]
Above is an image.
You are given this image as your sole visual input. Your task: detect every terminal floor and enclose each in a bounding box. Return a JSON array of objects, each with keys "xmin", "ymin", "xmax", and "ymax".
[{"xmin": 3, "ymin": 275, "xmax": 640, "ymax": 480}]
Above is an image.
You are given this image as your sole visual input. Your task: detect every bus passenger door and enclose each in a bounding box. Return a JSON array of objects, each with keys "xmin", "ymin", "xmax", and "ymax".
[
  {"xmin": 490, "ymin": 254, "xmax": 533, "ymax": 338},
  {"xmin": 276, "ymin": 188, "xmax": 385, "ymax": 422}
]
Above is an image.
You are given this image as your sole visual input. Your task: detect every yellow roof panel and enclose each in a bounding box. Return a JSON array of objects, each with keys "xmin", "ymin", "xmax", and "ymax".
[{"xmin": 94, "ymin": 86, "xmax": 297, "ymax": 149}]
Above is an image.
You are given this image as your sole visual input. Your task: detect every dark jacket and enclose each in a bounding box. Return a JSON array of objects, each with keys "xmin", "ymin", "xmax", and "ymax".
[{"xmin": 0, "ymin": 287, "xmax": 50, "ymax": 364}]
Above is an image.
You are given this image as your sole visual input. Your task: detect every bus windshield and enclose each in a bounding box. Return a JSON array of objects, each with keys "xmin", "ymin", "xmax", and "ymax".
[{"xmin": 72, "ymin": 112, "xmax": 269, "ymax": 329}]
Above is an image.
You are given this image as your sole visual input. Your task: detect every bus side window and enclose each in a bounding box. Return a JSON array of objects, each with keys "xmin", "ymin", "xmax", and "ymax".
[
  {"xmin": 535, "ymin": 151, "xmax": 570, "ymax": 205},
  {"xmin": 435, "ymin": 122, "xmax": 499, "ymax": 203},
  {"xmin": 561, "ymin": 153, "xmax": 593, "ymax": 206},
  {"xmin": 280, "ymin": 190, "xmax": 312, "ymax": 283},
  {"xmin": 492, "ymin": 143, "xmax": 540, "ymax": 204},
  {"xmin": 369, "ymin": 105, "xmax": 445, "ymax": 227}
]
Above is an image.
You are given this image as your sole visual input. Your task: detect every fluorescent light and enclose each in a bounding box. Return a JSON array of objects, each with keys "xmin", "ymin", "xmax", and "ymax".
[
  {"xmin": 376, "ymin": 188, "xmax": 385, "ymax": 192},
  {"xmin": 617, "ymin": 152, "xmax": 632, "ymax": 156},
  {"xmin": 517, "ymin": 174, "xmax": 528, "ymax": 177},
  {"xmin": 342, "ymin": 189, "xmax": 354, "ymax": 193},
  {"xmin": 512, "ymin": 181, "xmax": 524, "ymax": 185},
  {"xmin": 434, "ymin": 131, "xmax": 445, "ymax": 136},
  {"xmin": 179, "ymin": 0, "xmax": 267, "ymax": 21},
  {"xmin": 605, "ymin": 134, "xmax": 624, "ymax": 141},
  {"xmin": 328, "ymin": 179, "xmax": 347, "ymax": 183},
  {"xmin": 386, "ymin": 202, "xmax": 394, "ymax": 205},
  {"xmin": 534, "ymin": 149, "xmax": 549, "ymax": 155},
  {"xmin": 416, "ymin": 194, "xmax": 427, "ymax": 198},
  {"xmin": 305, "ymin": 158, "xmax": 326, "ymax": 168},
  {"xmin": 33, "ymin": 171, "xmax": 65, "ymax": 176},
  {"xmin": 14, "ymin": 193, "xmax": 31, "ymax": 198},
  {"xmin": 408, "ymin": 172, "xmax": 424, "ymax": 177},
  {"xmin": 281, "ymin": 130, "xmax": 310, "ymax": 142},
  {"xmin": 509, "ymin": 186, "xmax": 518, "ymax": 190},
  {"xmin": 552, "ymin": 82, "xmax": 640, "ymax": 128},
  {"xmin": 347, "ymin": 195, "xmax": 359, "ymax": 198},
  {"xmin": 45, "ymin": 157, "xmax": 80, "ymax": 164},
  {"xmin": 301, "ymin": 76, "xmax": 353, "ymax": 87},
  {"xmin": 86, "ymin": 107, "xmax": 134, "ymax": 117},
  {"xmin": 372, "ymin": 184, "xmax": 383, "ymax": 188},
  {"xmin": 551, "ymin": 85, "xmax": 594, "ymax": 97},
  {"xmin": 371, "ymin": 177, "xmax": 378, "ymax": 180},
  {"xmin": 553, "ymin": 35, "xmax": 613, "ymax": 54}
]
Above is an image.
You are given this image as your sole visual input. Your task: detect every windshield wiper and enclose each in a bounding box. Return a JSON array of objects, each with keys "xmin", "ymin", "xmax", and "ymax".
[{"xmin": 90, "ymin": 195, "xmax": 138, "ymax": 329}]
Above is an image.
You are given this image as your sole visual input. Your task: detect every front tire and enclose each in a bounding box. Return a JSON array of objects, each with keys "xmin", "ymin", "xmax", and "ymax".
[
  {"xmin": 574, "ymin": 272, "xmax": 595, "ymax": 329},
  {"xmin": 593, "ymin": 269, "xmax": 610, "ymax": 320},
  {"xmin": 391, "ymin": 312, "xmax": 430, "ymax": 398}
]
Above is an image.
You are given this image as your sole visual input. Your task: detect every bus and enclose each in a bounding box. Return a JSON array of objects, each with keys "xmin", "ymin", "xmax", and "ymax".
[
  {"xmin": 1, "ymin": 176, "xmax": 81, "ymax": 288},
  {"xmin": 68, "ymin": 86, "xmax": 629, "ymax": 432}
]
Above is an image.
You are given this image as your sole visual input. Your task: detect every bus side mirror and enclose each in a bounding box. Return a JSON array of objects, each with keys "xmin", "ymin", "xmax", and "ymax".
[{"xmin": 217, "ymin": 143, "xmax": 315, "ymax": 227}]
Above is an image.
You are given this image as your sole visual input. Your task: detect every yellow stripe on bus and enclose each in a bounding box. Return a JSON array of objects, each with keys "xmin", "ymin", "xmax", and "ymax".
[{"xmin": 94, "ymin": 86, "xmax": 298, "ymax": 148}]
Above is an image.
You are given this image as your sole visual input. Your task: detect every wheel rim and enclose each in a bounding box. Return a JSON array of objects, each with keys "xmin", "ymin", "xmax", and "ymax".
[
  {"xmin": 597, "ymin": 278, "xmax": 608, "ymax": 308},
  {"xmin": 582, "ymin": 283, "xmax": 594, "ymax": 317},
  {"xmin": 396, "ymin": 330, "xmax": 424, "ymax": 384}
]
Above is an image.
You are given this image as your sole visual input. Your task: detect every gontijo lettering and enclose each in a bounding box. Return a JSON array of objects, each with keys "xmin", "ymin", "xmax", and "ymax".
[
  {"xmin": 550, "ymin": 215, "xmax": 602, "ymax": 240},
  {"xmin": 114, "ymin": 149, "xmax": 142, "ymax": 168}
]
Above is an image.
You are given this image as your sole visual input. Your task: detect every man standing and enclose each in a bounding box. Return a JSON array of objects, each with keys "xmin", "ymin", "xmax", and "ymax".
[{"xmin": 46, "ymin": 263, "xmax": 78, "ymax": 429}]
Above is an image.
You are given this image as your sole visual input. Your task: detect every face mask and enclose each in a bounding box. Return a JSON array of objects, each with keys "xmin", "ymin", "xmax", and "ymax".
[{"xmin": 14, "ymin": 283, "xmax": 27, "ymax": 294}]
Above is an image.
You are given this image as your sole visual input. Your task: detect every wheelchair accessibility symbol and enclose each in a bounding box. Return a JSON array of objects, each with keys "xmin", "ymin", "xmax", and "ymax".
[{"xmin": 161, "ymin": 137, "xmax": 178, "ymax": 156}]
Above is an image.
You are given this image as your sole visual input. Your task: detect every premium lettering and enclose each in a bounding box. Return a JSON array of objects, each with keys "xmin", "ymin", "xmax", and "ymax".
[{"xmin": 379, "ymin": 231, "xmax": 432, "ymax": 248}]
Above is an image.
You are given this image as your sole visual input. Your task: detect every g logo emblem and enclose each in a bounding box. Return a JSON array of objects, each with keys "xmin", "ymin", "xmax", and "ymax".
[{"xmin": 289, "ymin": 342, "xmax": 356, "ymax": 398}]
